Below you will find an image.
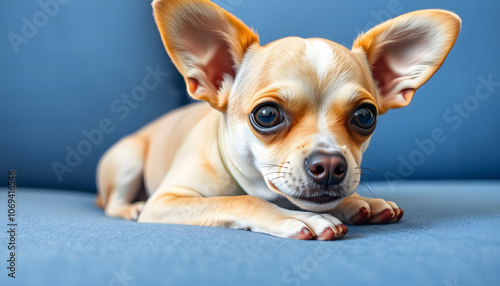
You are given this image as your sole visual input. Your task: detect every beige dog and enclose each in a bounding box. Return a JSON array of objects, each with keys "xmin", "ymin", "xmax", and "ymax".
[{"xmin": 96, "ymin": 0, "xmax": 460, "ymax": 240}]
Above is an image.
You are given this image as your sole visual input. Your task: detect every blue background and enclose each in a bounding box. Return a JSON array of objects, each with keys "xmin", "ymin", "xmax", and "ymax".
[{"xmin": 1, "ymin": 0, "xmax": 499, "ymax": 192}]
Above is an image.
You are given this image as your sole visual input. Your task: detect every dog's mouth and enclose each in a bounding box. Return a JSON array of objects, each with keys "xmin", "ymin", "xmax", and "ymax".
[
  {"xmin": 289, "ymin": 194, "xmax": 343, "ymax": 204},
  {"xmin": 267, "ymin": 181, "xmax": 343, "ymax": 205}
]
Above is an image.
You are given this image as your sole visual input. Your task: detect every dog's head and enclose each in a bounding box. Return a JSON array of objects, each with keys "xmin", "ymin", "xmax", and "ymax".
[{"xmin": 153, "ymin": 0, "xmax": 460, "ymax": 211}]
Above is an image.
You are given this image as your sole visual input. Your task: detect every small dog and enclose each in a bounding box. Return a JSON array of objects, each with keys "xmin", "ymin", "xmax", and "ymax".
[{"xmin": 96, "ymin": 0, "xmax": 460, "ymax": 240}]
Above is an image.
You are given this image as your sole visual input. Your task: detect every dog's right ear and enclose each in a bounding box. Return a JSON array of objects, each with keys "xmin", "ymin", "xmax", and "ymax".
[
  {"xmin": 152, "ymin": 0, "xmax": 259, "ymax": 111},
  {"xmin": 352, "ymin": 10, "xmax": 461, "ymax": 114}
]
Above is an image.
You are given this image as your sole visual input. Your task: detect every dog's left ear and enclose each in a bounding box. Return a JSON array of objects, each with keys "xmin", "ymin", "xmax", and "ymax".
[
  {"xmin": 352, "ymin": 10, "xmax": 461, "ymax": 114},
  {"xmin": 152, "ymin": 0, "xmax": 259, "ymax": 111}
]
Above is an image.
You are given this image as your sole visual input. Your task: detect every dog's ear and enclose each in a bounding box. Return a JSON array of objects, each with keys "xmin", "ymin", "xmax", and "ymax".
[
  {"xmin": 152, "ymin": 0, "xmax": 259, "ymax": 111},
  {"xmin": 352, "ymin": 10, "xmax": 461, "ymax": 114}
]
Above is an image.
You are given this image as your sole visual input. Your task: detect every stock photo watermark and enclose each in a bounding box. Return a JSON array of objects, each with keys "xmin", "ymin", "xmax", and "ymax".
[
  {"xmin": 444, "ymin": 276, "xmax": 465, "ymax": 286},
  {"xmin": 51, "ymin": 64, "xmax": 169, "ymax": 182},
  {"xmin": 282, "ymin": 244, "xmax": 334, "ymax": 285},
  {"xmin": 383, "ymin": 73, "xmax": 499, "ymax": 190},
  {"xmin": 340, "ymin": 0, "xmax": 412, "ymax": 47},
  {"xmin": 353, "ymin": 0, "xmax": 404, "ymax": 35},
  {"xmin": 7, "ymin": 0, "xmax": 71, "ymax": 54},
  {"xmin": 6, "ymin": 170, "xmax": 18, "ymax": 279},
  {"xmin": 108, "ymin": 267, "xmax": 135, "ymax": 286}
]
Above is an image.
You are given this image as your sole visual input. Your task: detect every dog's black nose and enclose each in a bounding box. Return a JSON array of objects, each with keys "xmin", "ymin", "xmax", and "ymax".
[{"xmin": 305, "ymin": 152, "xmax": 347, "ymax": 186}]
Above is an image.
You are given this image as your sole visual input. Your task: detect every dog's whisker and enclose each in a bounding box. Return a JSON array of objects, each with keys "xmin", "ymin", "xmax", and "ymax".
[
  {"xmin": 275, "ymin": 181, "xmax": 289, "ymax": 189},
  {"xmin": 258, "ymin": 185, "xmax": 270, "ymax": 199},
  {"xmin": 359, "ymin": 173, "xmax": 377, "ymax": 181},
  {"xmin": 264, "ymin": 171, "xmax": 287, "ymax": 176},
  {"xmin": 259, "ymin": 164, "xmax": 289, "ymax": 168},
  {"xmin": 356, "ymin": 166, "xmax": 378, "ymax": 171},
  {"xmin": 268, "ymin": 176, "xmax": 286, "ymax": 183},
  {"xmin": 258, "ymin": 162, "xmax": 290, "ymax": 174},
  {"xmin": 356, "ymin": 166, "xmax": 382, "ymax": 177},
  {"xmin": 265, "ymin": 171, "xmax": 288, "ymax": 174},
  {"xmin": 257, "ymin": 162, "xmax": 290, "ymax": 167},
  {"xmin": 358, "ymin": 180, "xmax": 377, "ymax": 198},
  {"xmin": 355, "ymin": 172, "xmax": 376, "ymax": 181}
]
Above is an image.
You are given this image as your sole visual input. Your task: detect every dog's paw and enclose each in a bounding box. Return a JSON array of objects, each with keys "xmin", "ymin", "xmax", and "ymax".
[
  {"xmin": 332, "ymin": 198, "xmax": 403, "ymax": 225},
  {"xmin": 128, "ymin": 201, "xmax": 146, "ymax": 221},
  {"xmin": 269, "ymin": 212, "xmax": 348, "ymax": 240},
  {"xmin": 106, "ymin": 201, "xmax": 145, "ymax": 221}
]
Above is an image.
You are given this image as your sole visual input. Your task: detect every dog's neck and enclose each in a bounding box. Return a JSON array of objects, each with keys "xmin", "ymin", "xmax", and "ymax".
[{"xmin": 217, "ymin": 115, "xmax": 280, "ymax": 202}]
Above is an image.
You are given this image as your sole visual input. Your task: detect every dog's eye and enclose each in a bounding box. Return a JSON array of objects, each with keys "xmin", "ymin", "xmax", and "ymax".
[
  {"xmin": 353, "ymin": 108, "xmax": 375, "ymax": 128},
  {"xmin": 351, "ymin": 104, "xmax": 376, "ymax": 135},
  {"xmin": 250, "ymin": 104, "xmax": 284, "ymax": 129}
]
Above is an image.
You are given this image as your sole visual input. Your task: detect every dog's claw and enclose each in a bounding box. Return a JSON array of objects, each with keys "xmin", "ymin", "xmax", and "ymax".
[
  {"xmin": 349, "ymin": 207, "xmax": 371, "ymax": 224},
  {"xmin": 365, "ymin": 207, "xmax": 404, "ymax": 224},
  {"xmin": 389, "ymin": 208, "xmax": 404, "ymax": 223},
  {"xmin": 315, "ymin": 226, "xmax": 346, "ymax": 240},
  {"xmin": 290, "ymin": 227, "xmax": 314, "ymax": 240},
  {"xmin": 339, "ymin": 224, "xmax": 348, "ymax": 237},
  {"xmin": 317, "ymin": 227, "xmax": 336, "ymax": 240},
  {"xmin": 368, "ymin": 209, "xmax": 394, "ymax": 224},
  {"xmin": 316, "ymin": 224, "xmax": 348, "ymax": 240}
]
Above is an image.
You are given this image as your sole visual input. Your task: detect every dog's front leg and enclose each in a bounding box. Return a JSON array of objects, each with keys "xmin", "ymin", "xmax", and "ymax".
[
  {"xmin": 139, "ymin": 189, "xmax": 347, "ymax": 240},
  {"xmin": 331, "ymin": 193, "xmax": 404, "ymax": 225}
]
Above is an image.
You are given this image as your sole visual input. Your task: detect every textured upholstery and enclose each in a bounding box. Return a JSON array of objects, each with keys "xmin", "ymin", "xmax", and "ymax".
[{"xmin": 1, "ymin": 181, "xmax": 499, "ymax": 286}]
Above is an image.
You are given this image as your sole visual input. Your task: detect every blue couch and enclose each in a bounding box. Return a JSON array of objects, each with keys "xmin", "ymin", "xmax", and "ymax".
[
  {"xmin": 1, "ymin": 0, "xmax": 499, "ymax": 285},
  {"xmin": 1, "ymin": 182, "xmax": 499, "ymax": 285}
]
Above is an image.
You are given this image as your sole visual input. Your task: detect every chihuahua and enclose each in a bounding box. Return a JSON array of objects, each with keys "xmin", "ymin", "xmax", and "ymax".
[{"xmin": 96, "ymin": 0, "xmax": 460, "ymax": 240}]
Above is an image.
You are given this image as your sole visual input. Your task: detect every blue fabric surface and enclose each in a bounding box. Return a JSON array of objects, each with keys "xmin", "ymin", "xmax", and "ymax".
[{"xmin": 0, "ymin": 181, "xmax": 499, "ymax": 286}]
